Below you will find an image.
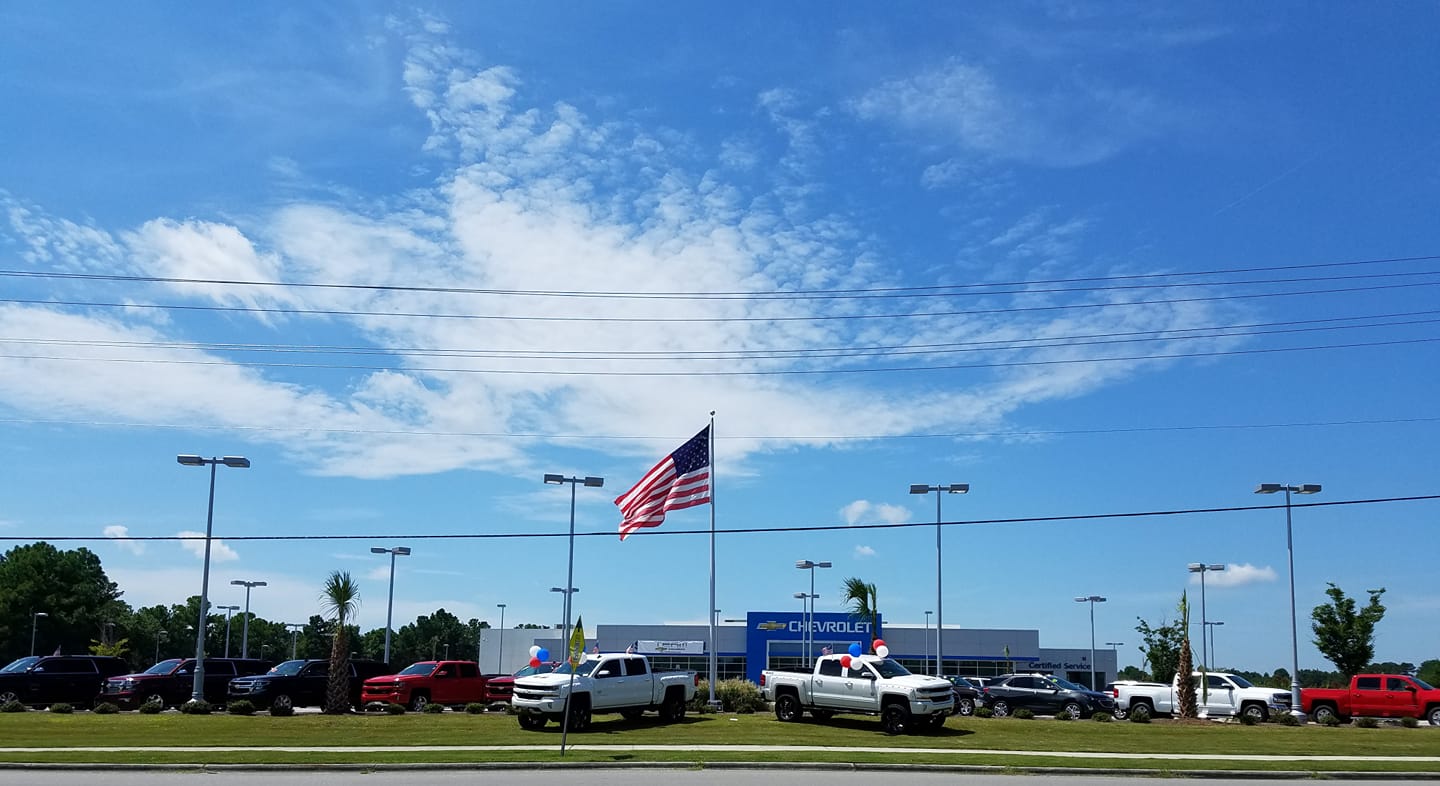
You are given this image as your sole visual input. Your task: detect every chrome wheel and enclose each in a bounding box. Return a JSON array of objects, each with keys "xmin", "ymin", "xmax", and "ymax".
[
  {"xmin": 955, "ymin": 697, "xmax": 975, "ymax": 716},
  {"xmin": 990, "ymin": 699, "xmax": 1011, "ymax": 717}
]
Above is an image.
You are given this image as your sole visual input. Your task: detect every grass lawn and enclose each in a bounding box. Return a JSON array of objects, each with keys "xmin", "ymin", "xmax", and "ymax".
[{"xmin": 0, "ymin": 711, "xmax": 1436, "ymax": 772}]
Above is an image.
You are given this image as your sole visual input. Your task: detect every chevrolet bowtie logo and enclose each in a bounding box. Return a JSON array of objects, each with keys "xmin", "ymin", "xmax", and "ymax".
[{"xmin": 756, "ymin": 621, "xmax": 786, "ymax": 631}]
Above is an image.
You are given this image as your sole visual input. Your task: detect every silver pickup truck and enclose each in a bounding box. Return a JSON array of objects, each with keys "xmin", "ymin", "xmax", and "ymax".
[
  {"xmin": 511, "ymin": 653, "xmax": 696, "ymax": 731},
  {"xmin": 760, "ymin": 654, "xmax": 954, "ymax": 734}
]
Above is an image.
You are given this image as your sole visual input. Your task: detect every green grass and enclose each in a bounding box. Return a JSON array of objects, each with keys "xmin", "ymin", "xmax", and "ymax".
[{"xmin": 0, "ymin": 712, "xmax": 1434, "ymax": 772}]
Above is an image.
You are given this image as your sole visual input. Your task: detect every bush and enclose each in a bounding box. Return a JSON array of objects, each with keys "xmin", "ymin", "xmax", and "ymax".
[
  {"xmin": 1401, "ymin": 716, "xmax": 1419, "ymax": 728},
  {"xmin": 137, "ymin": 701, "xmax": 162, "ymax": 714},
  {"xmin": 1129, "ymin": 707, "xmax": 1152, "ymax": 724},
  {"xmin": 1238, "ymin": 713, "xmax": 1258, "ymax": 726},
  {"xmin": 227, "ymin": 700, "xmax": 255, "ymax": 716},
  {"xmin": 384, "ymin": 703, "xmax": 406, "ymax": 715},
  {"xmin": 1273, "ymin": 712, "xmax": 1300, "ymax": 727},
  {"xmin": 423, "ymin": 702, "xmax": 445, "ymax": 713},
  {"xmin": 49, "ymin": 703, "xmax": 74, "ymax": 714},
  {"xmin": 1052, "ymin": 709, "xmax": 1074, "ymax": 721},
  {"xmin": 92, "ymin": 702, "xmax": 119, "ymax": 715},
  {"xmin": 715, "ymin": 678, "xmax": 764, "ymax": 714},
  {"xmin": 465, "ymin": 703, "xmax": 486, "ymax": 714},
  {"xmin": 974, "ymin": 706, "xmax": 994, "ymax": 718},
  {"xmin": 1318, "ymin": 713, "xmax": 1342, "ymax": 727},
  {"xmin": 1013, "ymin": 708, "xmax": 1034, "ymax": 720},
  {"xmin": 179, "ymin": 699, "xmax": 212, "ymax": 715},
  {"xmin": 1091, "ymin": 712, "xmax": 1113, "ymax": 723},
  {"xmin": 1, "ymin": 700, "xmax": 26, "ymax": 713},
  {"xmin": 269, "ymin": 701, "xmax": 294, "ymax": 717},
  {"xmin": 1355, "ymin": 716, "xmax": 1378, "ymax": 729}
]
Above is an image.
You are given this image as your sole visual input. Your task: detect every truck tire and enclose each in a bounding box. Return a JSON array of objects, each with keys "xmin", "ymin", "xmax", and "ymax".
[
  {"xmin": 409, "ymin": 692, "xmax": 430, "ymax": 712},
  {"xmin": 1427, "ymin": 705, "xmax": 1440, "ymax": 726},
  {"xmin": 1241, "ymin": 702, "xmax": 1268, "ymax": 723},
  {"xmin": 141, "ymin": 694, "xmax": 165, "ymax": 712},
  {"xmin": 566, "ymin": 700, "xmax": 591, "ymax": 732},
  {"xmin": 990, "ymin": 699, "xmax": 1011, "ymax": 717},
  {"xmin": 775, "ymin": 693, "xmax": 802, "ymax": 722},
  {"xmin": 1311, "ymin": 704, "xmax": 1339, "ymax": 724},
  {"xmin": 660, "ymin": 692, "xmax": 686, "ymax": 723},
  {"xmin": 518, "ymin": 712, "xmax": 545, "ymax": 730},
  {"xmin": 881, "ymin": 704, "xmax": 911, "ymax": 735},
  {"xmin": 271, "ymin": 694, "xmax": 294, "ymax": 713}
]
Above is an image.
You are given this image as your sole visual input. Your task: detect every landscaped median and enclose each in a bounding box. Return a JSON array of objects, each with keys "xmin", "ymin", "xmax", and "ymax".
[{"xmin": 0, "ymin": 712, "xmax": 1437, "ymax": 773}]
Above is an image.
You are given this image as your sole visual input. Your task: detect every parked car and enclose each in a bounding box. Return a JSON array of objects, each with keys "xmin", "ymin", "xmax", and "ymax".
[
  {"xmin": 760, "ymin": 654, "xmax": 954, "ymax": 734},
  {"xmin": 1114, "ymin": 672, "xmax": 1290, "ymax": 722},
  {"xmin": 227, "ymin": 658, "xmax": 391, "ymax": 711},
  {"xmin": 943, "ymin": 675, "xmax": 982, "ymax": 716},
  {"xmin": 1303, "ymin": 673, "xmax": 1440, "ymax": 725},
  {"xmin": 512, "ymin": 652, "xmax": 697, "ymax": 731},
  {"xmin": 483, "ymin": 662, "xmax": 560, "ymax": 703},
  {"xmin": 103, "ymin": 657, "xmax": 273, "ymax": 709},
  {"xmin": 0, "ymin": 655, "xmax": 130, "ymax": 709},
  {"xmin": 361, "ymin": 660, "xmax": 497, "ymax": 711},
  {"xmin": 982, "ymin": 673, "xmax": 1116, "ymax": 718}
]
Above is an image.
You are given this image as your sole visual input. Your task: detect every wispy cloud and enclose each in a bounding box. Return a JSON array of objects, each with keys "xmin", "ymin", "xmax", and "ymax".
[
  {"xmin": 103, "ymin": 524, "xmax": 145, "ymax": 556},
  {"xmin": 854, "ymin": 545, "xmax": 876, "ymax": 559},
  {"xmin": 177, "ymin": 530, "xmax": 239, "ymax": 562},
  {"xmin": 1198, "ymin": 563, "xmax": 1277, "ymax": 588},
  {"xmin": 840, "ymin": 500, "xmax": 912, "ymax": 526}
]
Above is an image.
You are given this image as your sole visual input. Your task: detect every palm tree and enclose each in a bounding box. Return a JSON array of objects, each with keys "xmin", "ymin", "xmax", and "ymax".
[
  {"xmin": 841, "ymin": 577, "xmax": 880, "ymax": 644},
  {"xmin": 319, "ymin": 571, "xmax": 360, "ymax": 714},
  {"xmin": 1175, "ymin": 591, "xmax": 1198, "ymax": 719}
]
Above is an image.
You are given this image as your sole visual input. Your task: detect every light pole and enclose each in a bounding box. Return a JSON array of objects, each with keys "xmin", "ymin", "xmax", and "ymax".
[
  {"xmin": 1074, "ymin": 595, "xmax": 1106, "ymax": 690},
  {"xmin": 924, "ymin": 610, "xmax": 934, "ymax": 675},
  {"xmin": 177, "ymin": 453, "xmax": 250, "ymax": 702},
  {"xmin": 1205, "ymin": 621, "xmax": 1224, "ymax": 666},
  {"xmin": 370, "ymin": 546, "xmax": 411, "ymax": 664},
  {"xmin": 792, "ymin": 592, "xmax": 810, "ymax": 666},
  {"xmin": 910, "ymin": 483, "xmax": 969, "ymax": 676},
  {"xmin": 795, "ymin": 560, "xmax": 831, "ymax": 663},
  {"xmin": 1256, "ymin": 482, "xmax": 1321, "ymax": 719},
  {"xmin": 286, "ymin": 623, "xmax": 304, "ymax": 660},
  {"xmin": 260, "ymin": 644, "xmax": 270, "ymax": 660},
  {"xmin": 543, "ymin": 474, "xmax": 604, "ymax": 665},
  {"xmin": 495, "ymin": 603, "xmax": 507, "ymax": 672},
  {"xmin": 217, "ymin": 605, "xmax": 240, "ymax": 658},
  {"xmin": 29, "ymin": 611, "xmax": 47, "ymax": 656},
  {"xmin": 154, "ymin": 630, "xmax": 168, "ymax": 664},
  {"xmin": 230, "ymin": 579, "xmax": 267, "ymax": 659},
  {"xmin": 1187, "ymin": 563, "xmax": 1225, "ymax": 668},
  {"xmin": 550, "ymin": 587, "xmax": 579, "ymax": 654}
]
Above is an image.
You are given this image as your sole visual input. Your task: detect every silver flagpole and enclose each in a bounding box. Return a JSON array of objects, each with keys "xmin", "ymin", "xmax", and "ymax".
[{"xmin": 708, "ymin": 410, "xmax": 718, "ymax": 707}]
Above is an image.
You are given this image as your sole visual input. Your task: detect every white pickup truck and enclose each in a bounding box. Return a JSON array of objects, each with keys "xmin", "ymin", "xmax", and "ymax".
[
  {"xmin": 1114, "ymin": 672, "xmax": 1292, "ymax": 722},
  {"xmin": 510, "ymin": 653, "xmax": 696, "ymax": 731},
  {"xmin": 760, "ymin": 654, "xmax": 955, "ymax": 735}
]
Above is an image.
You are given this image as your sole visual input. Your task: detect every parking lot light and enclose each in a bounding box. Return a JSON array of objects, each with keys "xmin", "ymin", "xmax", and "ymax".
[
  {"xmin": 910, "ymin": 483, "xmax": 968, "ymax": 676},
  {"xmin": 1074, "ymin": 596, "xmax": 1106, "ymax": 690},
  {"xmin": 1255, "ymin": 482, "xmax": 1321, "ymax": 719},
  {"xmin": 178, "ymin": 453, "xmax": 249, "ymax": 702}
]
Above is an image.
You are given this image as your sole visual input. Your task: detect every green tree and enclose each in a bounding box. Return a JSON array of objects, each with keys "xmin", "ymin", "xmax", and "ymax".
[
  {"xmin": 841, "ymin": 577, "xmax": 880, "ymax": 642},
  {"xmin": 0, "ymin": 543, "xmax": 128, "ymax": 662},
  {"xmin": 1417, "ymin": 660, "xmax": 1440, "ymax": 687},
  {"xmin": 318, "ymin": 571, "xmax": 360, "ymax": 714},
  {"xmin": 1311, "ymin": 584, "xmax": 1386, "ymax": 678},
  {"xmin": 1364, "ymin": 661, "xmax": 1415, "ymax": 676},
  {"xmin": 1134, "ymin": 615, "xmax": 1184, "ymax": 684},
  {"xmin": 1117, "ymin": 665, "xmax": 1148, "ymax": 681},
  {"xmin": 1174, "ymin": 592, "xmax": 1198, "ymax": 719}
]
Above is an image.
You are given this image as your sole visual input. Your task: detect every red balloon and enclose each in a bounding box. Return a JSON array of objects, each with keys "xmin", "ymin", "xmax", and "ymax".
[
  {"xmin": 872, "ymin": 638, "xmax": 885, "ymax": 651},
  {"xmin": 528, "ymin": 656, "xmax": 541, "ymax": 667},
  {"xmin": 840, "ymin": 655, "xmax": 852, "ymax": 668}
]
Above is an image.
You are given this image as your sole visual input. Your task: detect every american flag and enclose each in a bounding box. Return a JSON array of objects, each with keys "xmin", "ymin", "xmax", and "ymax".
[
  {"xmin": 625, "ymin": 642, "xmax": 637, "ymax": 654},
  {"xmin": 614, "ymin": 426, "xmax": 711, "ymax": 541},
  {"xmin": 821, "ymin": 645, "xmax": 833, "ymax": 656}
]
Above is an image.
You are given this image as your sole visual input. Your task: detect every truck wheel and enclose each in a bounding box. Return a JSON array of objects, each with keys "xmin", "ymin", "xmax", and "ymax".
[
  {"xmin": 660, "ymin": 693, "xmax": 687, "ymax": 723},
  {"xmin": 271, "ymin": 694, "xmax": 293, "ymax": 713},
  {"xmin": 990, "ymin": 699, "xmax": 1011, "ymax": 718},
  {"xmin": 1129, "ymin": 701, "xmax": 1152, "ymax": 722},
  {"xmin": 1112, "ymin": 704, "xmax": 1128, "ymax": 721},
  {"xmin": 518, "ymin": 713, "xmax": 545, "ymax": 730},
  {"xmin": 1426, "ymin": 706, "xmax": 1440, "ymax": 726},
  {"xmin": 567, "ymin": 702, "xmax": 591, "ymax": 732},
  {"xmin": 1060, "ymin": 701, "xmax": 1083, "ymax": 720},
  {"xmin": 1311, "ymin": 704, "xmax": 1338, "ymax": 725},
  {"xmin": 775, "ymin": 694, "xmax": 802, "ymax": 722},
  {"xmin": 409, "ymin": 693, "xmax": 429, "ymax": 712},
  {"xmin": 954, "ymin": 697, "xmax": 975, "ymax": 717},
  {"xmin": 141, "ymin": 694, "xmax": 165, "ymax": 712},
  {"xmin": 1241, "ymin": 703, "xmax": 1268, "ymax": 723},
  {"xmin": 881, "ymin": 704, "xmax": 911, "ymax": 735},
  {"xmin": 0, "ymin": 691, "xmax": 18, "ymax": 704}
]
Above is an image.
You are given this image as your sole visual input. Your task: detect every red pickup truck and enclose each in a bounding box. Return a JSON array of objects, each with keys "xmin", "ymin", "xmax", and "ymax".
[
  {"xmin": 360, "ymin": 660, "xmax": 496, "ymax": 711},
  {"xmin": 1302, "ymin": 673, "xmax": 1440, "ymax": 725}
]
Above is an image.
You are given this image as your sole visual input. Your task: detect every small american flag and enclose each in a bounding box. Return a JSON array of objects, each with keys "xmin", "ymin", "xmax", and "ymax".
[
  {"xmin": 615, "ymin": 426, "xmax": 711, "ymax": 541},
  {"xmin": 821, "ymin": 646, "xmax": 833, "ymax": 656},
  {"xmin": 625, "ymin": 641, "xmax": 636, "ymax": 655},
  {"xmin": 591, "ymin": 644, "xmax": 600, "ymax": 654}
]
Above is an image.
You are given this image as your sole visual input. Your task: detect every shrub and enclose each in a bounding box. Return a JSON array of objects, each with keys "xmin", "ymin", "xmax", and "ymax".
[
  {"xmin": 0, "ymin": 700, "xmax": 26, "ymax": 713},
  {"xmin": 1053, "ymin": 709, "xmax": 1074, "ymax": 721},
  {"xmin": 974, "ymin": 706, "xmax": 994, "ymax": 718},
  {"xmin": 423, "ymin": 702, "xmax": 445, "ymax": 713},
  {"xmin": 1238, "ymin": 713, "xmax": 1258, "ymax": 726},
  {"xmin": 227, "ymin": 700, "xmax": 255, "ymax": 716},
  {"xmin": 464, "ymin": 703, "xmax": 486, "ymax": 714},
  {"xmin": 715, "ymin": 678, "xmax": 764, "ymax": 714},
  {"xmin": 1318, "ymin": 713, "xmax": 1342, "ymax": 727},
  {"xmin": 1013, "ymin": 708, "xmax": 1035, "ymax": 720},
  {"xmin": 1401, "ymin": 716, "xmax": 1418, "ymax": 728},
  {"xmin": 269, "ymin": 701, "xmax": 294, "ymax": 717},
  {"xmin": 1091, "ymin": 712, "xmax": 1112, "ymax": 723},
  {"xmin": 1273, "ymin": 712, "xmax": 1300, "ymax": 727},
  {"xmin": 1129, "ymin": 707, "xmax": 1152, "ymax": 724},
  {"xmin": 180, "ymin": 700, "xmax": 212, "ymax": 715},
  {"xmin": 49, "ymin": 703, "xmax": 74, "ymax": 714},
  {"xmin": 92, "ymin": 702, "xmax": 119, "ymax": 715},
  {"xmin": 137, "ymin": 701, "xmax": 162, "ymax": 715},
  {"xmin": 1355, "ymin": 716, "xmax": 1378, "ymax": 729},
  {"xmin": 384, "ymin": 703, "xmax": 406, "ymax": 715}
]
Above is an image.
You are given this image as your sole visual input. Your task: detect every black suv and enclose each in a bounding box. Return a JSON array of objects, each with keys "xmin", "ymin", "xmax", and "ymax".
[
  {"xmin": 227, "ymin": 658, "xmax": 391, "ymax": 711},
  {"xmin": 102, "ymin": 658, "xmax": 274, "ymax": 709},
  {"xmin": 981, "ymin": 673, "xmax": 1116, "ymax": 718},
  {"xmin": 943, "ymin": 675, "xmax": 982, "ymax": 716},
  {"xmin": 0, "ymin": 655, "xmax": 130, "ymax": 708}
]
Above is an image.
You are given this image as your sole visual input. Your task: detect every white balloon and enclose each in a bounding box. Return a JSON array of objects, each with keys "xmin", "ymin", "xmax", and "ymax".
[
  {"xmin": 529, "ymin": 645, "xmax": 541, "ymax": 657},
  {"xmin": 875, "ymin": 645, "xmax": 890, "ymax": 658}
]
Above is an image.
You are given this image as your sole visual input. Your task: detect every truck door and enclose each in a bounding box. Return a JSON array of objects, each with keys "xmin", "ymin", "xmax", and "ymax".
[
  {"xmin": 623, "ymin": 657, "xmax": 654, "ymax": 706},
  {"xmin": 1200, "ymin": 674, "xmax": 1236, "ymax": 716},
  {"xmin": 1385, "ymin": 677, "xmax": 1417, "ymax": 718},
  {"xmin": 589, "ymin": 658, "xmax": 625, "ymax": 709},
  {"xmin": 811, "ymin": 658, "xmax": 846, "ymax": 708},
  {"xmin": 1352, "ymin": 675, "xmax": 1384, "ymax": 716},
  {"xmin": 839, "ymin": 663, "xmax": 878, "ymax": 710}
]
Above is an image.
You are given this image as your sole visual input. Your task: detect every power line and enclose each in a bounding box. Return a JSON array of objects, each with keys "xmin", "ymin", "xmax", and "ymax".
[{"xmin": 3, "ymin": 494, "xmax": 1433, "ymax": 543}]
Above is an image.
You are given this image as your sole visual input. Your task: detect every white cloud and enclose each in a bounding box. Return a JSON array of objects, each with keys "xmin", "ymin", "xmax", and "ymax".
[
  {"xmin": 854, "ymin": 545, "xmax": 876, "ymax": 559},
  {"xmin": 840, "ymin": 500, "xmax": 912, "ymax": 525},
  {"xmin": 1196, "ymin": 563, "xmax": 1277, "ymax": 588},
  {"xmin": 103, "ymin": 524, "xmax": 145, "ymax": 556},
  {"xmin": 177, "ymin": 530, "xmax": 239, "ymax": 562}
]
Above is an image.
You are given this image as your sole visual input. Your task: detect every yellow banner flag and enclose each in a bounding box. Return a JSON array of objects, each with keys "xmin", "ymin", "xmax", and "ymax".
[{"xmin": 568, "ymin": 615, "xmax": 585, "ymax": 667}]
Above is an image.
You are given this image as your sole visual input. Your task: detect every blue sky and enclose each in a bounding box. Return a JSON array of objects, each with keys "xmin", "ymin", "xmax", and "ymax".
[{"xmin": 1, "ymin": 2, "xmax": 1437, "ymax": 673}]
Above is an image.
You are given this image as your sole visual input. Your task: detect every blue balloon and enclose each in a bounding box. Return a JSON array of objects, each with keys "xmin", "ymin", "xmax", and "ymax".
[
  {"xmin": 536, "ymin": 648, "xmax": 551, "ymax": 662},
  {"xmin": 847, "ymin": 642, "xmax": 862, "ymax": 657}
]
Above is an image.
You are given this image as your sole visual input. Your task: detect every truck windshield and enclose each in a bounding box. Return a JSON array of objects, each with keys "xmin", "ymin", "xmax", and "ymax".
[
  {"xmin": 1413, "ymin": 677, "xmax": 1434, "ymax": 690},
  {"xmin": 397, "ymin": 663, "xmax": 435, "ymax": 676},
  {"xmin": 553, "ymin": 659, "xmax": 601, "ymax": 677},
  {"xmin": 871, "ymin": 659, "xmax": 913, "ymax": 679},
  {"xmin": 1228, "ymin": 675, "xmax": 1254, "ymax": 688},
  {"xmin": 513, "ymin": 664, "xmax": 557, "ymax": 678},
  {"xmin": 143, "ymin": 659, "xmax": 183, "ymax": 675},
  {"xmin": 0, "ymin": 657, "xmax": 40, "ymax": 674},
  {"xmin": 267, "ymin": 660, "xmax": 306, "ymax": 676}
]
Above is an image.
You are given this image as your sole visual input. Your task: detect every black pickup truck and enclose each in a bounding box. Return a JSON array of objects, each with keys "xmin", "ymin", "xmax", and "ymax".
[
  {"xmin": 227, "ymin": 658, "xmax": 391, "ymax": 711},
  {"xmin": 102, "ymin": 657, "xmax": 273, "ymax": 709},
  {"xmin": 0, "ymin": 655, "xmax": 130, "ymax": 708}
]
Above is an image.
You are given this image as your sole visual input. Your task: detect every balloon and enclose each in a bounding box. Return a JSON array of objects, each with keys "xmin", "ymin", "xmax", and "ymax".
[
  {"xmin": 528, "ymin": 656, "xmax": 541, "ymax": 667},
  {"xmin": 872, "ymin": 638, "xmax": 885, "ymax": 652},
  {"xmin": 875, "ymin": 645, "xmax": 890, "ymax": 659},
  {"xmin": 840, "ymin": 655, "xmax": 852, "ymax": 668},
  {"xmin": 848, "ymin": 642, "xmax": 862, "ymax": 657},
  {"xmin": 529, "ymin": 645, "xmax": 541, "ymax": 657},
  {"xmin": 536, "ymin": 648, "xmax": 551, "ymax": 662}
]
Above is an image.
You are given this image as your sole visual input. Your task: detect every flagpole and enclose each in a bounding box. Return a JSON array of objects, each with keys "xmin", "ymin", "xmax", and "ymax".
[{"xmin": 707, "ymin": 410, "xmax": 718, "ymax": 707}]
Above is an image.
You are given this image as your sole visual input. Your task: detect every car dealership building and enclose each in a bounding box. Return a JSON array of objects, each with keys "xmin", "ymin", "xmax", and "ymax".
[{"xmin": 480, "ymin": 610, "xmax": 1117, "ymax": 688}]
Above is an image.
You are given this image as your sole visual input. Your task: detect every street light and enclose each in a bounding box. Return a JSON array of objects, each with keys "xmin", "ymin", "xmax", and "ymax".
[
  {"xmin": 792, "ymin": 592, "xmax": 811, "ymax": 665},
  {"xmin": 543, "ymin": 474, "xmax": 604, "ymax": 666},
  {"xmin": 30, "ymin": 611, "xmax": 47, "ymax": 656},
  {"xmin": 1187, "ymin": 563, "xmax": 1225, "ymax": 668},
  {"xmin": 1256, "ymin": 482, "xmax": 1321, "ymax": 719},
  {"xmin": 230, "ymin": 579, "xmax": 267, "ymax": 659},
  {"xmin": 1205, "ymin": 621, "xmax": 1224, "ymax": 666},
  {"xmin": 154, "ymin": 630, "xmax": 168, "ymax": 665},
  {"xmin": 1074, "ymin": 596, "xmax": 1106, "ymax": 690},
  {"xmin": 216, "ymin": 605, "xmax": 240, "ymax": 658},
  {"xmin": 285, "ymin": 623, "xmax": 304, "ymax": 660},
  {"xmin": 550, "ymin": 587, "xmax": 579, "ymax": 653},
  {"xmin": 924, "ymin": 610, "xmax": 934, "ymax": 676},
  {"xmin": 177, "ymin": 453, "xmax": 250, "ymax": 702},
  {"xmin": 910, "ymin": 482, "xmax": 969, "ymax": 676},
  {"xmin": 370, "ymin": 546, "xmax": 412, "ymax": 664},
  {"xmin": 795, "ymin": 560, "xmax": 831, "ymax": 663},
  {"xmin": 495, "ymin": 603, "xmax": 507, "ymax": 672}
]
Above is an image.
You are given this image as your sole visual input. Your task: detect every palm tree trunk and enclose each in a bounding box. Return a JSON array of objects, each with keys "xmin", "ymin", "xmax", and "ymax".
[{"xmin": 324, "ymin": 627, "xmax": 350, "ymax": 714}]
